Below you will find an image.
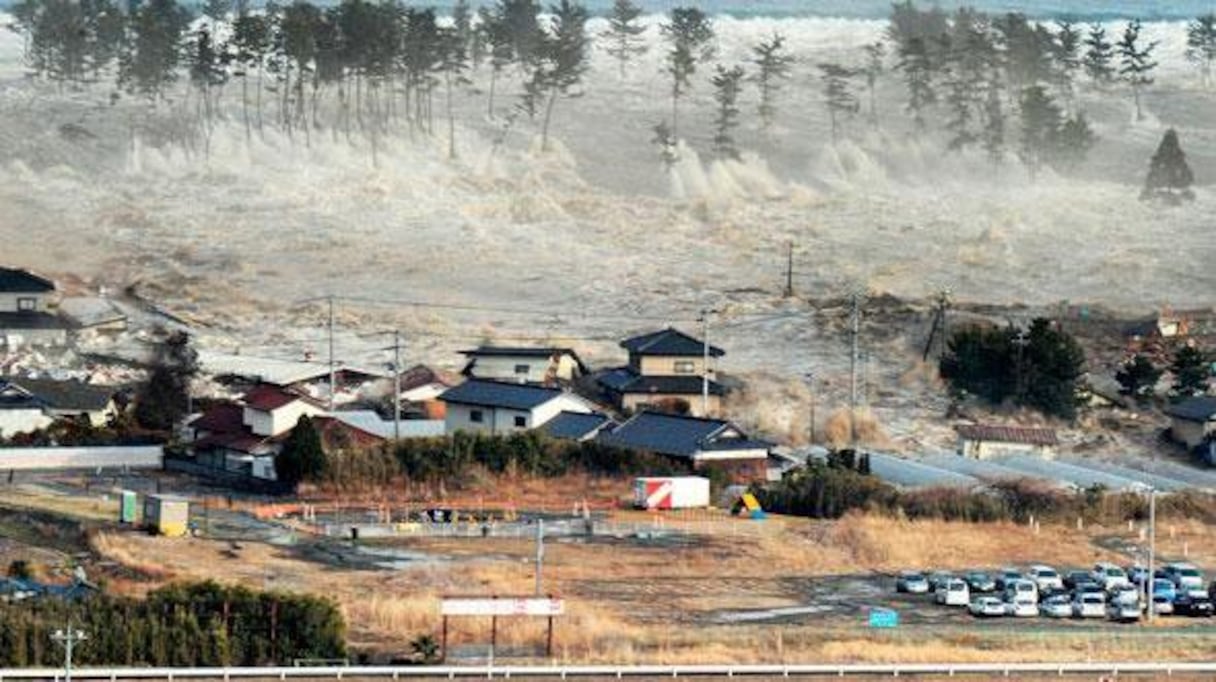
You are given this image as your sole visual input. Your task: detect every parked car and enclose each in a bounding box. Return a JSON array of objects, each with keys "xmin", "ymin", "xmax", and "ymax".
[
  {"xmin": 1110, "ymin": 584, "xmax": 1140, "ymax": 607},
  {"xmin": 1041, "ymin": 594, "xmax": 1073, "ymax": 618},
  {"xmin": 936, "ymin": 579, "xmax": 970, "ymax": 607},
  {"xmin": 928, "ymin": 571, "xmax": 955, "ymax": 591},
  {"xmin": 1150, "ymin": 594, "xmax": 1175, "ymax": 616},
  {"xmin": 1006, "ymin": 597, "xmax": 1039, "ymax": 618},
  {"xmin": 995, "ymin": 567, "xmax": 1023, "ymax": 592},
  {"xmin": 1108, "ymin": 600, "xmax": 1141, "ymax": 623},
  {"xmin": 968, "ymin": 596, "xmax": 1006, "ymax": 618},
  {"xmin": 1154, "ymin": 578, "xmax": 1177, "ymax": 602},
  {"xmin": 1075, "ymin": 581, "xmax": 1104, "ymax": 596},
  {"xmin": 965, "ymin": 571, "xmax": 996, "ymax": 593},
  {"xmin": 1092, "ymin": 562, "xmax": 1131, "ymax": 590},
  {"xmin": 896, "ymin": 571, "xmax": 930, "ymax": 594},
  {"xmin": 1174, "ymin": 593, "xmax": 1215, "ymax": 617},
  {"xmin": 1163, "ymin": 563, "xmax": 1205, "ymax": 591},
  {"xmin": 1127, "ymin": 564, "xmax": 1151, "ymax": 586},
  {"xmin": 1073, "ymin": 592, "xmax": 1107, "ymax": 618},
  {"xmin": 1063, "ymin": 569, "xmax": 1092, "ymax": 590},
  {"xmin": 1003, "ymin": 579, "xmax": 1038, "ymax": 604},
  {"xmin": 1028, "ymin": 565, "xmax": 1064, "ymax": 593}
]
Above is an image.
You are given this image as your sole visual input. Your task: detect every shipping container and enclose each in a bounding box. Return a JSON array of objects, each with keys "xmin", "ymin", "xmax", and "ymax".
[
  {"xmin": 119, "ymin": 490, "xmax": 138, "ymax": 524},
  {"xmin": 144, "ymin": 494, "xmax": 190, "ymax": 537},
  {"xmin": 633, "ymin": 476, "xmax": 710, "ymax": 510}
]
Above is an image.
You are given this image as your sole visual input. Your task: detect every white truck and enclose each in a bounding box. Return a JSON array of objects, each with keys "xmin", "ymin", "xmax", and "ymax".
[{"xmin": 634, "ymin": 477, "xmax": 711, "ymax": 510}]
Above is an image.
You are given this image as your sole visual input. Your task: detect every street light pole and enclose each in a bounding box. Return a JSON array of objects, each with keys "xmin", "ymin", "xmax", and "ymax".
[
  {"xmin": 51, "ymin": 625, "xmax": 87, "ymax": 682},
  {"xmin": 1148, "ymin": 487, "xmax": 1157, "ymax": 622}
]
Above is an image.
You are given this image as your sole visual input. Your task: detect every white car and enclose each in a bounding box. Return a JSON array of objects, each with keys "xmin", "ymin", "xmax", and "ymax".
[
  {"xmin": 1006, "ymin": 598, "xmax": 1039, "ymax": 618},
  {"xmin": 1164, "ymin": 563, "xmax": 1205, "ymax": 591},
  {"xmin": 936, "ymin": 579, "xmax": 970, "ymax": 607},
  {"xmin": 1110, "ymin": 584, "xmax": 1140, "ymax": 607},
  {"xmin": 969, "ymin": 596, "xmax": 1006, "ymax": 618},
  {"xmin": 1150, "ymin": 594, "xmax": 1175, "ymax": 616},
  {"xmin": 1028, "ymin": 565, "xmax": 1064, "ymax": 593},
  {"xmin": 1041, "ymin": 595, "xmax": 1073, "ymax": 618},
  {"xmin": 1003, "ymin": 579, "xmax": 1038, "ymax": 604},
  {"xmin": 1092, "ymin": 562, "xmax": 1131, "ymax": 591},
  {"xmin": 1074, "ymin": 592, "xmax": 1107, "ymax": 618},
  {"xmin": 1108, "ymin": 600, "xmax": 1140, "ymax": 622}
]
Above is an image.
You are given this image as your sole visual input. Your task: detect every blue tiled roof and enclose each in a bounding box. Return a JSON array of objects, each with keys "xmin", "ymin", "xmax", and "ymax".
[
  {"xmin": 621, "ymin": 328, "xmax": 725, "ymax": 357},
  {"xmin": 598, "ymin": 411, "xmax": 768, "ymax": 458},
  {"xmin": 0, "ymin": 267, "xmax": 54, "ymax": 293},
  {"xmin": 540, "ymin": 412, "xmax": 615, "ymax": 440},
  {"xmin": 597, "ymin": 368, "xmax": 725, "ymax": 396},
  {"xmin": 1165, "ymin": 396, "xmax": 1216, "ymax": 422},
  {"xmin": 439, "ymin": 379, "xmax": 565, "ymax": 410}
]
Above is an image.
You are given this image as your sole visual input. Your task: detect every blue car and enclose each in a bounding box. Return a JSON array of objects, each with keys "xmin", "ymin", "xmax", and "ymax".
[{"xmin": 1154, "ymin": 578, "xmax": 1177, "ymax": 602}]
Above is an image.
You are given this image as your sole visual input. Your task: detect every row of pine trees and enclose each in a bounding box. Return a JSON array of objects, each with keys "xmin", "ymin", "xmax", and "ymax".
[
  {"xmin": 0, "ymin": 581, "xmax": 346, "ymax": 667},
  {"xmin": 7, "ymin": 0, "xmax": 1216, "ymax": 172}
]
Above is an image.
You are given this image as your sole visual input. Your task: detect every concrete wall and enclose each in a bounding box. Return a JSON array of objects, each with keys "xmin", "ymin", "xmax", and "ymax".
[
  {"xmin": 622, "ymin": 393, "xmax": 721, "ymax": 418},
  {"xmin": 960, "ymin": 439, "xmax": 1055, "ymax": 460},
  {"xmin": 0, "ymin": 446, "xmax": 163, "ymax": 471}
]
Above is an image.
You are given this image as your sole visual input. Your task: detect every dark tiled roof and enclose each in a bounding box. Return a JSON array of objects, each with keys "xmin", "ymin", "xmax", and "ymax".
[
  {"xmin": 0, "ymin": 267, "xmax": 55, "ymax": 293},
  {"xmin": 597, "ymin": 368, "xmax": 725, "ymax": 396},
  {"xmin": 598, "ymin": 411, "xmax": 769, "ymax": 458},
  {"xmin": 0, "ymin": 312, "xmax": 73, "ymax": 331},
  {"xmin": 540, "ymin": 411, "xmax": 615, "ymax": 440},
  {"xmin": 190, "ymin": 404, "xmax": 245, "ymax": 433},
  {"xmin": 621, "ymin": 327, "xmax": 724, "ymax": 358},
  {"xmin": 1165, "ymin": 397, "xmax": 1216, "ymax": 422},
  {"xmin": 0, "ymin": 377, "xmax": 115, "ymax": 412},
  {"xmin": 955, "ymin": 424, "xmax": 1059, "ymax": 446},
  {"xmin": 241, "ymin": 385, "xmax": 322, "ymax": 411},
  {"xmin": 460, "ymin": 346, "xmax": 575, "ymax": 358},
  {"xmin": 398, "ymin": 364, "xmax": 458, "ymax": 392},
  {"xmin": 439, "ymin": 379, "xmax": 566, "ymax": 410}
]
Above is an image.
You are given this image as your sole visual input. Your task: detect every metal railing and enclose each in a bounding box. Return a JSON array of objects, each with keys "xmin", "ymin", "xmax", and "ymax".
[{"xmin": 4, "ymin": 662, "xmax": 1216, "ymax": 680}]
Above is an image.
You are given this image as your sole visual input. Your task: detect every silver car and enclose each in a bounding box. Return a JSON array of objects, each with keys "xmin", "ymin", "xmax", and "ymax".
[{"xmin": 1074, "ymin": 592, "xmax": 1107, "ymax": 618}]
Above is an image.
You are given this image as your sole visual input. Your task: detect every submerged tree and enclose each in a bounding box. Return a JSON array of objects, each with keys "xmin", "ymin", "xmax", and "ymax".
[
  {"xmin": 896, "ymin": 36, "xmax": 935, "ymax": 132},
  {"xmin": 1082, "ymin": 23, "xmax": 1115, "ymax": 85},
  {"xmin": 437, "ymin": 24, "xmax": 471, "ymax": 158},
  {"xmin": 1170, "ymin": 345, "xmax": 1211, "ymax": 398},
  {"xmin": 534, "ymin": 0, "xmax": 590, "ymax": 152},
  {"xmin": 660, "ymin": 6, "xmax": 715, "ymax": 140},
  {"xmin": 1186, "ymin": 13, "xmax": 1216, "ymax": 87},
  {"xmin": 1052, "ymin": 20, "xmax": 1083, "ymax": 107},
  {"xmin": 750, "ymin": 33, "xmax": 793, "ymax": 133},
  {"xmin": 1141, "ymin": 128, "xmax": 1196, "ymax": 202},
  {"xmin": 1116, "ymin": 354, "xmax": 1162, "ymax": 400},
  {"xmin": 1117, "ymin": 19, "xmax": 1157, "ymax": 120},
  {"xmin": 119, "ymin": 0, "xmax": 191, "ymax": 100},
  {"xmin": 603, "ymin": 0, "xmax": 646, "ymax": 79},
  {"xmin": 818, "ymin": 62, "xmax": 858, "ymax": 142},
  {"xmin": 861, "ymin": 41, "xmax": 885, "ymax": 127},
  {"xmin": 981, "ymin": 75, "xmax": 1006, "ymax": 164},
  {"xmin": 710, "ymin": 63, "xmax": 744, "ymax": 159},
  {"xmin": 134, "ymin": 331, "xmax": 199, "ymax": 433},
  {"xmin": 1018, "ymin": 84, "xmax": 1062, "ymax": 177}
]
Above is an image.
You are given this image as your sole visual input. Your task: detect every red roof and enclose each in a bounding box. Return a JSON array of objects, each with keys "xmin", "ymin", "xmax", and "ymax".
[
  {"xmin": 312, "ymin": 416, "xmax": 385, "ymax": 448},
  {"xmin": 243, "ymin": 385, "xmax": 308, "ymax": 411},
  {"xmin": 956, "ymin": 424, "xmax": 1058, "ymax": 447},
  {"xmin": 190, "ymin": 404, "xmax": 244, "ymax": 433}
]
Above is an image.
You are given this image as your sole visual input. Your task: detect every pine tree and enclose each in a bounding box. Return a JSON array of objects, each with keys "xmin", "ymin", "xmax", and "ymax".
[
  {"xmin": 188, "ymin": 26, "xmax": 224, "ymax": 125},
  {"xmin": 134, "ymin": 331, "xmax": 198, "ymax": 433},
  {"xmin": 1054, "ymin": 112, "xmax": 1096, "ymax": 170},
  {"xmin": 1117, "ymin": 19, "xmax": 1157, "ymax": 121},
  {"xmin": 862, "ymin": 41, "xmax": 885, "ymax": 127},
  {"xmin": 118, "ymin": 0, "xmax": 191, "ymax": 100},
  {"xmin": 452, "ymin": 0, "xmax": 474, "ymax": 54},
  {"xmin": 943, "ymin": 63, "xmax": 976, "ymax": 150},
  {"xmin": 1141, "ymin": 128, "xmax": 1196, "ymax": 202},
  {"xmin": 1116, "ymin": 354, "xmax": 1162, "ymax": 400},
  {"xmin": 896, "ymin": 36, "xmax": 934, "ymax": 131},
  {"xmin": 661, "ymin": 6, "xmax": 715, "ymax": 140},
  {"xmin": 1018, "ymin": 84, "xmax": 1062, "ymax": 178},
  {"xmin": 534, "ymin": 0, "xmax": 590, "ymax": 152},
  {"xmin": 1170, "ymin": 345, "xmax": 1211, "ymax": 398},
  {"xmin": 276, "ymin": 415, "xmax": 326, "ymax": 487},
  {"xmin": 651, "ymin": 120, "xmax": 677, "ymax": 168},
  {"xmin": 228, "ymin": 8, "xmax": 271, "ymax": 138},
  {"xmin": 603, "ymin": 0, "xmax": 646, "ymax": 79},
  {"xmin": 1052, "ymin": 21, "xmax": 1082, "ymax": 106},
  {"xmin": 710, "ymin": 63, "xmax": 744, "ymax": 159},
  {"xmin": 1186, "ymin": 13, "xmax": 1216, "ymax": 87},
  {"xmin": 981, "ymin": 74, "xmax": 1006, "ymax": 164},
  {"xmin": 437, "ymin": 24, "xmax": 470, "ymax": 158},
  {"xmin": 818, "ymin": 62, "xmax": 859, "ymax": 142},
  {"xmin": 750, "ymin": 33, "xmax": 793, "ymax": 133},
  {"xmin": 1082, "ymin": 23, "xmax": 1115, "ymax": 85}
]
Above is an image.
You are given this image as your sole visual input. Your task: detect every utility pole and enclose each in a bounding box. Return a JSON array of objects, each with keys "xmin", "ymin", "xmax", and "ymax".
[
  {"xmin": 535, "ymin": 518, "xmax": 545, "ymax": 595},
  {"xmin": 1013, "ymin": 327, "xmax": 1030, "ymax": 405},
  {"xmin": 784, "ymin": 241, "xmax": 794, "ymax": 298},
  {"xmin": 804, "ymin": 372, "xmax": 816, "ymax": 445},
  {"xmin": 1147, "ymin": 487, "xmax": 1157, "ymax": 622},
  {"xmin": 327, "ymin": 295, "xmax": 336, "ymax": 412},
  {"xmin": 849, "ymin": 292, "xmax": 861, "ymax": 447},
  {"xmin": 392, "ymin": 330, "xmax": 402, "ymax": 441},
  {"xmin": 51, "ymin": 625, "xmax": 87, "ymax": 682},
  {"xmin": 699, "ymin": 309, "xmax": 714, "ymax": 417}
]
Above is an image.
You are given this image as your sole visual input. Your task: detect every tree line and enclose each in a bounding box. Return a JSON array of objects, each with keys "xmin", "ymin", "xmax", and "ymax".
[{"xmin": 0, "ymin": 581, "xmax": 346, "ymax": 666}]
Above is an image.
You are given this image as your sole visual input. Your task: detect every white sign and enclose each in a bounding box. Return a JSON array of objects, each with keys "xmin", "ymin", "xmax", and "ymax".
[{"xmin": 441, "ymin": 598, "xmax": 564, "ymax": 617}]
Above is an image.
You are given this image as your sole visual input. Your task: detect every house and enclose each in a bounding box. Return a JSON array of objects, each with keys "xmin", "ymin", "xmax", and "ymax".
[
  {"xmin": 0, "ymin": 377, "xmax": 120, "ymax": 431},
  {"xmin": 396, "ymin": 364, "xmax": 459, "ymax": 419},
  {"xmin": 539, "ymin": 411, "xmax": 616, "ymax": 442},
  {"xmin": 1165, "ymin": 396, "xmax": 1216, "ymax": 451},
  {"xmin": 0, "ymin": 383, "xmax": 53, "ymax": 437},
  {"xmin": 438, "ymin": 379, "xmax": 594, "ymax": 436},
  {"xmin": 459, "ymin": 346, "xmax": 586, "ymax": 385},
  {"xmin": 0, "ymin": 267, "xmax": 71, "ymax": 347},
  {"xmin": 598, "ymin": 328, "xmax": 726, "ymax": 417},
  {"xmin": 59, "ymin": 297, "xmax": 128, "ymax": 334},
  {"xmin": 956, "ymin": 424, "xmax": 1059, "ymax": 460},
  {"xmin": 329, "ymin": 410, "xmax": 445, "ymax": 440},
  {"xmin": 196, "ymin": 350, "xmax": 390, "ymax": 405},
  {"xmin": 597, "ymin": 411, "xmax": 772, "ymax": 481},
  {"xmin": 189, "ymin": 385, "xmax": 331, "ymax": 479}
]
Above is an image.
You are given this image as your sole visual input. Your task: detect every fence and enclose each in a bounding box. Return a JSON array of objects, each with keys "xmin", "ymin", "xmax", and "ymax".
[
  {"xmin": 0, "ymin": 446, "xmax": 162, "ymax": 472},
  {"xmin": 319, "ymin": 517, "xmax": 777, "ymax": 540},
  {"xmin": 3, "ymin": 662, "xmax": 1216, "ymax": 680}
]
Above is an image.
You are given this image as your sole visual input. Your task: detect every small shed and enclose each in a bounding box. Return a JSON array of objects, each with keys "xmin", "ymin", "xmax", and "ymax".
[
  {"xmin": 956, "ymin": 424, "xmax": 1058, "ymax": 460},
  {"xmin": 143, "ymin": 495, "xmax": 189, "ymax": 537},
  {"xmin": 119, "ymin": 490, "xmax": 139, "ymax": 524}
]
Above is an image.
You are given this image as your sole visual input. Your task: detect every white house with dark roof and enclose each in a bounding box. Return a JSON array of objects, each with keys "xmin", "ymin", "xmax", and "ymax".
[
  {"xmin": 459, "ymin": 346, "xmax": 586, "ymax": 385},
  {"xmin": 0, "ymin": 267, "xmax": 70, "ymax": 347},
  {"xmin": 439, "ymin": 379, "xmax": 594, "ymax": 436},
  {"xmin": 598, "ymin": 328, "xmax": 726, "ymax": 417},
  {"xmin": 539, "ymin": 411, "xmax": 616, "ymax": 442},
  {"xmin": 0, "ymin": 377, "xmax": 120, "ymax": 431},
  {"xmin": 956, "ymin": 424, "xmax": 1059, "ymax": 460},
  {"xmin": 597, "ymin": 411, "xmax": 772, "ymax": 481},
  {"xmin": 1165, "ymin": 397, "xmax": 1216, "ymax": 451}
]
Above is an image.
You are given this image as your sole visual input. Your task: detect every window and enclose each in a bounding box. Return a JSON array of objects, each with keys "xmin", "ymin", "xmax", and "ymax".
[
  {"xmin": 674, "ymin": 360, "xmax": 696, "ymax": 374},
  {"xmin": 470, "ymin": 410, "xmax": 484, "ymax": 423},
  {"xmin": 514, "ymin": 364, "xmax": 531, "ymax": 375},
  {"xmin": 17, "ymin": 297, "xmax": 35, "ymax": 312},
  {"xmin": 514, "ymin": 416, "xmax": 527, "ymax": 428}
]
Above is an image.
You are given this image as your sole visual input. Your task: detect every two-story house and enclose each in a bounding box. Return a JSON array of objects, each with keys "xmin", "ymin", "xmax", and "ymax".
[
  {"xmin": 0, "ymin": 267, "xmax": 70, "ymax": 347},
  {"xmin": 597, "ymin": 328, "xmax": 725, "ymax": 417},
  {"xmin": 439, "ymin": 379, "xmax": 595, "ymax": 436},
  {"xmin": 190, "ymin": 385, "xmax": 331, "ymax": 479},
  {"xmin": 459, "ymin": 346, "xmax": 586, "ymax": 385}
]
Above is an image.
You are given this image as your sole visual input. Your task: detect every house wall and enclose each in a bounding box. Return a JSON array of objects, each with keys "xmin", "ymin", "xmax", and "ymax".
[
  {"xmin": 691, "ymin": 456, "xmax": 767, "ymax": 484},
  {"xmin": 46, "ymin": 400, "xmax": 118, "ymax": 428},
  {"xmin": 634, "ymin": 355, "xmax": 713, "ymax": 378},
  {"xmin": 0, "ymin": 292, "xmax": 49, "ymax": 314},
  {"xmin": 622, "ymin": 393, "xmax": 721, "ymax": 418},
  {"xmin": 465, "ymin": 355, "xmax": 580, "ymax": 383},
  {"xmin": 0, "ymin": 409, "xmax": 53, "ymax": 438},
  {"xmin": 1171, "ymin": 418, "xmax": 1215, "ymax": 450},
  {"xmin": 959, "ymin": 439, "xmax": 1055, "ymax": 460},
  {"xmin": 445, "ymin": 395, "xmax": 591, "ymax": 436},
  {"xmin": 244, "ymin": 400, "xmax": 324, "ymax": 437},
  {"xmin": 0, "ymin": 327, "xmax": 68, "ymax": 348},
  {"xmin": 531, "ymin": 394, "xmax": 592, "ymax": 426}
]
